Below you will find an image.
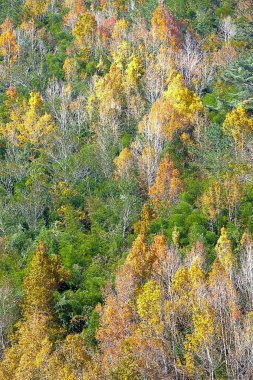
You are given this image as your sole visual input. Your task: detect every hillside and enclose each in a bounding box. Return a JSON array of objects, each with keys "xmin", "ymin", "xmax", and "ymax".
[{"xmin": 0, "ymin": 1, "xmax": 253, "ymax": 379}]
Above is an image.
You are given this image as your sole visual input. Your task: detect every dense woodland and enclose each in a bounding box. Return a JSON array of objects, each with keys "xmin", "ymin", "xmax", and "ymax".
[{"xmin": 0, "ymin": 0, "xmax": 253, "ymax": 379}]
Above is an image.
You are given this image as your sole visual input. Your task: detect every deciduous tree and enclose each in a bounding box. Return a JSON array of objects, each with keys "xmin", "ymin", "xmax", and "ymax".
[{"xmin": 0, "ymin": 18, "xmax": 20, "ymax": 65}]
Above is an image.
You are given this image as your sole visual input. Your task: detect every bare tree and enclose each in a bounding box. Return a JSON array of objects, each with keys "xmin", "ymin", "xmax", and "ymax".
[
  {"xmin": 220, "ymin": 16, "xmax": 236, "ymax": 44},
  {"xmin": 0, "ymin": 282, "xmax": 19, "ymax": 357},
  {"xmin": 176, "ymin": 33, "xmax": 203, "ymax": 86}
]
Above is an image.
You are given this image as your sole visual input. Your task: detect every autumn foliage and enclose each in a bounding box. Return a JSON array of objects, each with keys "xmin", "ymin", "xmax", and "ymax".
[{"xmin": 0, "ymin": 1, "xmax": 253, "ymax": 379}]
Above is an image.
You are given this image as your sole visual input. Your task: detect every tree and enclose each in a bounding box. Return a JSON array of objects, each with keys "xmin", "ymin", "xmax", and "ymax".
[
  {"xmin": 63, "ymin": 0, "xmax": 85, "ymax": 29},
  {"xmin": 183, "ymin": 305, "xmax": 216, "ymax": 379},
  {"xmin": 219, "ymin": 16, "xmax": 236, "ymax": 44},
  {"xmin": 175, "ymin": 32, "xmax": 203, "ymax": 88},
  {"xmin": 63, "ymin": 57, "xmax": 77, "ymax": 81},
  {"xmin": 222, "ymin": 174, "xmax": 243, "ymax": 224},
  {"xmin": 138, "ymin": 71, "xmax": 204, "ymax": 145},
  {"xmin": 142, "ymin": 46, "xmax": 172, "ymax": 103},
  {"xmin": 0, "ymin": 281, "xmax": 19, "ymax": 358},
  {"xmin": 114, "ymin": 147, "xmax": 133, "ymax": 180},
  {"xmin": 149, "ymin": 154, "xmax": 182, "ymax": 208},
  {"xmin": 137, "ymin": 142, "xmax": 160, "ymax": 190},
  {"xmin": 221, "ymin": 55, "xmax": 253, "ymax": 110},
  {"xmin": 0, "ymin": 242, "xmax": 69, "ymax": 379},
  {"xmin": 134, "ymin": 71, "xmax": 203, "ymax": 190},
  {"xmin": 24, "ymin": 0, "xmax": 50, "ymax": 18},
  {"xmin": 22, "ymin": 242, "xmax": 69, "ymax": 316},
  {"xmin": 151, "ymin": 3, "xmax": 181, "ymax": 46},
  {"xmin": 215, "ymin": 227, "xmax": 235, "ymax": 277},
  {"xmin": 208, "ymin": 258, "xmax": 240, "ymax": 378},
  {"xmin": 133, "ymin": 202, "xmax": 154, "ymax": 235},
  {"xmin": 0, "ymin": 92, "xmax": 56, "ymax": 149},
  {"xmin": 238, "ymin": 232, "xmax": 253, "ymax": 310},
  {"xmin": 163, "ymin": 72, "xmax": 204, "ymax": 140},
  {"xmin": 98, "ymin": 16, "xmax": 116, "ymax": 46},
  {"xmin": 200, "ymin": 179, "xmax": 223, "ymax": 223},
  {"xmin": 48, "ymin": 334, "xmax": 91, "ymax": 380},
  {"xmin": 135, "ymin": 279, "xmax": 170, "ymax": 378},
  {"xmin": 200, "ymin": 175, "xmax": 242, "ymax": 225},
  {"xmin": 223, "ymin": 104, "xmax": 253, "ymax": 153},
  {"xmin": 72, "ymin": 12, "xmax": 97, "ymax": 62},
  {"xmin": 0, "ymin": 17, "xmax": 20, "ymax": 65},
  {"xmin": 87, "ymin": 64, "xmax": 125, "ymax": 176}
]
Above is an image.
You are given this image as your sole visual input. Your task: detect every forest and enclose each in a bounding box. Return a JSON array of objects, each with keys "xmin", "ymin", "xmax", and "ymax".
[{"xmin": 0, "ymin": 0, "xmax": 252, "ymax": 379}]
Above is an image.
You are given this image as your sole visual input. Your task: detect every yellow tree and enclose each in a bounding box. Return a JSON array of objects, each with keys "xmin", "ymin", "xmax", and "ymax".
[
  {"xmin": 48, "ymin": 334, "xmax": 91, "ymax": 380},
  {"xmin": 72, "ymin": 12, "xmax": 97, "ymax": 62},
  {"xmin": 88, "ymin": 64, "xmax": 124, "ymax": 124},
  {"xmin": 0, "ymin": 242, "xmax": 69, "ymax": 380},
  {"xmin": 22, "ymin": 242, "xmax": 69, "ymax": 317},
  {"xmin": 0, "ymin": 18, "xmax": 20, "ymax": 65},
  {"xmin": 137, "ymin": 280, "xmax": 163, "ymax": 331},
  {"xmin": 170, "ymin": 258, "xmax": 222, "ymax": 378},
  {"xmin": 125, "ymin": 53, "xmax": 144, "ymax": 86},
  {"xmin": 171, "ymin": 257, "xmax": 206, "ymax": 315},
  {"xmin": 139, "ymin": 71, "xmax": 201, "ymax": 141},
  {"xmin": 162, "ymin": 73, "xmax": 204, "ymax": 140},
  {"xmin": 200, "ymin": 180, "xmax": 223, "ymax": 222},
  {"xmin": 63, "ymin": 57, "xmax": 77, "ymax": 82},
  {"xmin": 223, "ymin": 105, "xmax": 253, "ymax": 152},
  {"xmin": 124, "ymin": 234, "xmax": 152, "ymax": 279},
  {"xmin": 200, "ymin": 176, "xmax": 242, "ymax": 225},
  {"xmin": 114, "ymin": 147, "xmax": 134, "ymax": 180},
  {"xmin": 1, "ymin": 91, "xmax": 56, "ymax": 149},
  {"xmin": 96, "ymin": 234, "xmax": 165, "ymax": 375},
  {"xmin": 131, "ymin": 242, "xmax": 210, "ymax": 378},
  {"xmin": 111, "ymin": 19, "xmax": 128, "ymax": 49},
  {"xmin": 222, "ymin": 174, "xmax": 243, "ymax": 223},
  {"xmin": 112, "ymin": 39, "xmax": 132, "ymax": 70},
  {"xmin": 123, "ymin": 52, "xmax": 145, "ymax": 125},
  {"xmin": 215, "ymin": 227, "xmax": 235, "ymax": 277},
  {"xmin": 134, "ymin": 280, "xmax": 169, "ymax": 377},
  {"xmin": 133, "ymin": 202, "xmax": 154, "ymax": 236},
  {"xmin": 135, "ymin": 71, "xmax": 203, "ymax": 191},
  {"xmin": 183, "ymin": 305, "xmax": 216, "ymax": 379},
  {"xmin": 24, "ymin": 0, "xmax": 50, "ymax": 18},
  {"xmin": 87, "ymin": 64, "xmax": 126, "ymax": 176},
  {"xmin": 149, "ymin": 154, "xmax": 182, "ymax": 208}
]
